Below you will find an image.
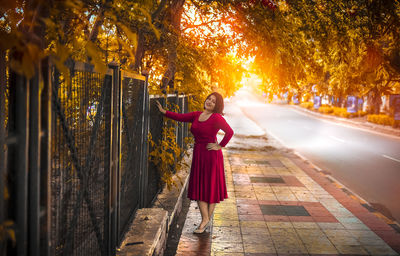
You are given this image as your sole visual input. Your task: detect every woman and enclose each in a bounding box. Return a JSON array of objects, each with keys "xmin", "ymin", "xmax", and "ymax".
[{"xmin": 156, "ymin": 92, "xmax": 234, "ymax": 233}]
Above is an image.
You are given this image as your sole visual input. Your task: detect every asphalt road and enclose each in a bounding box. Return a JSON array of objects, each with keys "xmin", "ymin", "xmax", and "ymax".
[{"xmin": 230, "ymin": 89, "xmax": 400, "ymax": 222}]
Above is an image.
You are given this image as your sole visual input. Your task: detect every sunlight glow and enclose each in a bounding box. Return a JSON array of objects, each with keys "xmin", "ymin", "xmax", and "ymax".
[{"xmin": 240, "ymin": 72, "xmax": 262, "ymax": 91}]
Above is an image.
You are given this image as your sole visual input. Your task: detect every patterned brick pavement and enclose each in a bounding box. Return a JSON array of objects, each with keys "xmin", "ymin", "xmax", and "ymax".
[{"xmin": 175, "ymin": 134, "xmax": 400, "ymax": 256}]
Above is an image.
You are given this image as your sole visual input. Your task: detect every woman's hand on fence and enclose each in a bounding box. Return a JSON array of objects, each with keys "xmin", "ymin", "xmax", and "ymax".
[
  {"xmin": 207, "ymin": 143, "xmax": 221, "ymax": 151},
  {"xmin": 156, "ymin": 101, "xmax": 166, "ymax": 115}
]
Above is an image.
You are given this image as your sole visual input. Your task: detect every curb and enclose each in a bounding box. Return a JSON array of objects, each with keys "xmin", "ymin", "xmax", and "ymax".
[
  {"xmin": 293, "ymin": 150, "xmax": 400, "ymax": 233},
  {"xmin": 288, "ymin": 105, "xmax": 400, "ymax": 231},
  {"xmin": 290, "ymin": 104, "xmax": 400, "ymax": 138}
]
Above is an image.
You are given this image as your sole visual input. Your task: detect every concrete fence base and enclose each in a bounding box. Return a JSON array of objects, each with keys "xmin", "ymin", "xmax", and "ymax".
[{"xmin": 117, "ymin": 153, "xmax": 191, "ymax": 256}]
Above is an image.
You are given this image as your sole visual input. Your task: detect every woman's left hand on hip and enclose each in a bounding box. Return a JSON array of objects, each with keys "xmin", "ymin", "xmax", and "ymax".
[{"xmin": 207, "ymin": 143, "xmax": 221, "ymax": 151}]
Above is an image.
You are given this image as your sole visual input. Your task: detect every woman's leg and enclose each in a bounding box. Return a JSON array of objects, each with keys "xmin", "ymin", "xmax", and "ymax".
[
  {"xmin": 197, "ymin": 200, "xmax": 210, "ymax": 228},
  {"xmin": 208, "ymin": 203, "xmax": 216, "ymax": 220}
]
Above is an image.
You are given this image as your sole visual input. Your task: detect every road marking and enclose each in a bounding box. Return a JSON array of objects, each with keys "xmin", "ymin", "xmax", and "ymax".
[
  {"xmin": 329, "ymin": 135, "xmax": 346, "ymax": 143},
  {"xmin": 382, "ymin": 154, "xmax": 400, "ymax": 163}
]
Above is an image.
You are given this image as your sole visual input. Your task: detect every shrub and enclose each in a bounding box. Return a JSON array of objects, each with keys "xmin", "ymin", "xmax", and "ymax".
[
  {"xmin": 332, "ymin": 107, "xmax": 350, "ymax": 118},
  {"xmin": 356, "ymin": 111, "xmax": 368, "ymax": 117},
  {"xmin": 318, "ymin": 105, "xmax": 333, "ymax": 114},
  {"xmin": 367, "ymin": 114, "xmax": 395, "ymax": 126},
  {"xmin": 300, "ymin": 102, "xmax": 314, "ymax": 110}
]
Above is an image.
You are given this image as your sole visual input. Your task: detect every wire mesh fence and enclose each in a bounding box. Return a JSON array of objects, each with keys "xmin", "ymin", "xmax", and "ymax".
[
  {"xmin": 119, "ymin": 73, "xmax": 146, "ymax": 238},
  {"xmin": 50, "ymin": 64, "xmax": 111, "ymax": 256},
  {"xmin": 147, "ymin": 96, "xmax": 164, "ymax": 206},
  {"xmin": 1, "ymin": 59, "xmax": 191, "ymax": 256}
]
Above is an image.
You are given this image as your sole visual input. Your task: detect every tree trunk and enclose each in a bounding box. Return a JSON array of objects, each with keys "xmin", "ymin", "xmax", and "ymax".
[
  {"xmin": 367, "ymin": 87, "xmax": 382, "ymax": 114},
  {"xmin": 132, "ymin": 0, "xmax": 168, "ymax": 73},
  {"xmin": 133, "ymin": 29, "xmax": 145, "ymax": 72},
  {"xmin": 161, "ymin": 0, "xmax": 186, "ymax": 91}
]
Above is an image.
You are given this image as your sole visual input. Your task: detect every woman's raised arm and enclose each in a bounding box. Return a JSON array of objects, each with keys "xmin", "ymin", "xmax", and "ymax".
[
  {"xmin": 165, "ymin": 111, "xmax": 197, "ymax": 123},
  {"xmin": 155, "ymin": 100, "xmax": 197, "ymax": 123}
]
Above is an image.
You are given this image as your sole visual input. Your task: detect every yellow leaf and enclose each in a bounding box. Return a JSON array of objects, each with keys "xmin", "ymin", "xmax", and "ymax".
[
  {"xmin": 7, "ymin": 229, "xmax": 16, "ymax": 245},
  {"xmin": 85, "ymin": 41, "xmax": 107, "ymax": 75},
  {"xmin": 118, "ymin": 39, "xmax": 136, "ymax": 59},
  {"xmin": 56, "ymin": 43, "xmax": 70, "ymax": 63},
  {"xmin": 118, "ymin": 23, "xmax": 137, "ymax": 48},
  {"xmin": 137, "ymin": 7, "xmax": 161, "ymax": 40},
  {"xmin": 41, "ymin": 18, "xmax": 56, "ymax": 30}
]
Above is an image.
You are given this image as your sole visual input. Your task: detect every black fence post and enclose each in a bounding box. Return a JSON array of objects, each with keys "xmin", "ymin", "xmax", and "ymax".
[
  {"xmin": 28, "ymin": 65, "xmax": 41, "ymax": 256},
  {"xmin": 108, "ymin": 62, "xmax": 120, "ymax": 255},
  {"xmin": 183, "ymin": 96, "xmax": 189, "ymax": 149},
  {"xmin": 140, "ymin": 75, "xmax": 150, "ymax": 208},
  {"xmin": 8, "ymin": 71, "xmax": 29, "ymax": 256},
  {"xmin": 40, "ymin": 58, "xmax": 52, "ymax": 256},
  {"xmin": 175, "ymin": 92, "xmax": 179, "ymax": 146}
]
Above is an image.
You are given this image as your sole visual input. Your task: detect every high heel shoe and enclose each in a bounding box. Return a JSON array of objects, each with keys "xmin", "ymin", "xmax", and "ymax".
[{"xmin": 193, "ymin": 221, "xmax": 210, "ymax": 234}]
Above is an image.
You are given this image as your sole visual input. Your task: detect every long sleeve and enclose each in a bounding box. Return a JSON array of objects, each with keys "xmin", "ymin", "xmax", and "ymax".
[
  {"xmin": 165, "ymin": 110, "xmax": 198, "ymax": 123},
  {"xmin": 215, "ymin": 115, "xmax": 234, "ymax": 147}
]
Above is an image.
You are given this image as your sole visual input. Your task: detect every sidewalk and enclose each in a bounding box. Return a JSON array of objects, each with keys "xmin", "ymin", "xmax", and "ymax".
[{"xmin": 175, "ymin": 104, "xmax": 400, "ymax": 256}]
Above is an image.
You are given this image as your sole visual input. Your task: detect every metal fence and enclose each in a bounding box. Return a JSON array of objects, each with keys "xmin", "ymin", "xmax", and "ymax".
[
  {"xmin": 0, "ymin": 58, "xmax": 190, "ymax": 256},
  {"xmin": 146, "ymin": 94, "xmax": 188, "ymax": 205},
  {"xmin": 50, "ymin": 62, "xmax": 113, "ymax": 256},
  {"xmin": 119, "ymin": 71, "xmax": 148, "ymax": 240}
]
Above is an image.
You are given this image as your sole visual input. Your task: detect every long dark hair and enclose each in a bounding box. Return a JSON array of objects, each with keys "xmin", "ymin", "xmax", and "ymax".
[{"xmin": 204, "ymin": 92, "xmax": 224, "ymax": 114}]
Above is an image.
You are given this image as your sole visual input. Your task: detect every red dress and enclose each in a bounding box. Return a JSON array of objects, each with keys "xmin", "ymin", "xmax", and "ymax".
[{"xmin": 165, "ymin": 111, "xmax": 234, "ymax": 203}]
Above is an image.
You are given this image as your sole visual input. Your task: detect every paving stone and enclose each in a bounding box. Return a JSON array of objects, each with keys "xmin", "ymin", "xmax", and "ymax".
[
  {"xmin": 242, "ymin": 233, "xmax": 273, "ymax": 245},
  {"xmin": 327, "ymin": 235, "xmax": 361, "ymax": 246},
  {"xmin": 243, "ymin": 242, "xmax": 276, "ymax": 254},
  {"xmin": 260, "ymin": 205, "xmax": 310, "ymax": 216},
  {"xmin": 240, "ymin": 220, "xmax": 268, "ymax": 228},
  {"xmin": 253, "ymin": 186, "xmax": 273, "ymax": 193},
  {"xmin": 296, "ymin": 228, "xmax": 326, "ymax": 241},
  {"xmin": 266, "ymin": 221, "xmax": 293, "ymax": 229},
  {"xmin": 269, "ymin": 228, "xmax": 298, "ymax": 237},
  {"xmin": 235, "ymin": 191, "xmax": 257, "ymax": 199},
  {"xmin": 255, "ymin": 192, "xmax": 278, "ymax": 201},
  {"xmin": 292, "ymin": 222, "xmax": 319, "ymax": 229},
  {"xmin": 260, "ymin": 205, "xmax": 285, "ymax": 215},
  {"xmin": 341, "ymin": 222, "xmax": 370, "ymax": 230},
  {"xmin": 303, "ymin": 239, "xmax": 338, "ymax": 254},
  {"xmin": 335, "ymin": 244, "xmax": 369, "ymax": 255},
  {"xmin": 275, "ymin": 193, "xmax": 298, "ymax": 201},
  {"xmin": 241, "ymin": 227, "xmax": 270, "ymax": 235},
  {"xmin": 234, "ymin": 185, "xmax": 255, "ymax": 192},
  {"xmin": 211, "ymin": 252, "xmax": 244, "ymax": 256},
  {"xmin": 272, "ymin": 235, "xmax": 308, "ymax": 254},
  {"xmin": 238, "ymin": 204, "xmax": 262, "ymax": 215},
  {"xmin": 211, "ymin": 242, "xmax": 244, "ymax": 253},
  {"xmin": 250, "ymin": 176, "xmax": 285, "ymax": 184},
  {"xmin": 212, "ymin": 227, "xmax": 242, "ymax": 243},
  {"xmin": 239, "ymin": 214, "xmax": 265, "ymax": 221},
  {"xmin": 213, "ymin": 219, "xmax": 240, "ymax": 227},
  {"xmin": 263, "ymin": 215, "xmax": 290, "ymax": 222},
  {"xmin": 348, "ymin": 230, "xmax": 384, "ymax": 245},
  {"xmin": 364, "ymin": 245, "xmax": 399, "ymax": 255},
  {"xmin": 213, "ymin": 212, "xmax": 239, "ymax": 221}
]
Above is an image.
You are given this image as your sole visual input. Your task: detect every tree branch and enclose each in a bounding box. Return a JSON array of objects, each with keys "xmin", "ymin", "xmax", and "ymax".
[{"xmin": 181, "ymin": 19, "xmax": 224, "ymax": 32}]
